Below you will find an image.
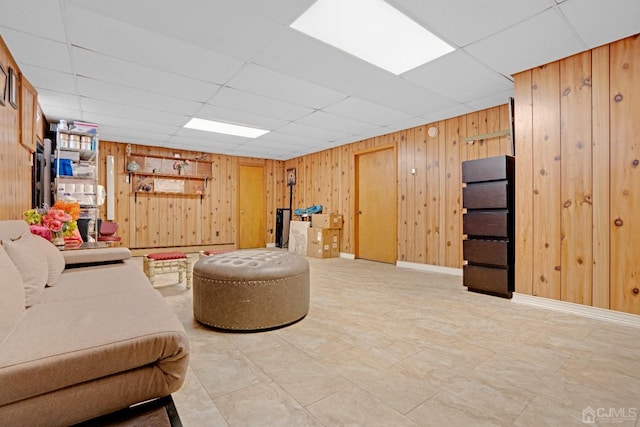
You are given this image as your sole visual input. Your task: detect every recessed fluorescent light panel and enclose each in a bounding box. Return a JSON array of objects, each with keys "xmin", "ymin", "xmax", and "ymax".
[
  {"xmin": 184, "ymin": 118, "xmax": 269, "ymax": 138},
  {"xmin": 291, "ymin": 0, "xmax": 454, "ymax": 75}
]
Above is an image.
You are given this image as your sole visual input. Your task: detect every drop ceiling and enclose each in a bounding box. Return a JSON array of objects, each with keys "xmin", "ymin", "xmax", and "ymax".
[{"xmin": 1, "ymin": 0, "xmax": 638, "ymax": 160}]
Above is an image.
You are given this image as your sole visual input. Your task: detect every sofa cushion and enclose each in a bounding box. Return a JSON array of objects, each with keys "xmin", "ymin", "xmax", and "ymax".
[
  {"xmin": 26, "ymin": 233, "xmax": 65, "ymax": 286},
  {"xmin": 62, "ymin": 247, "xmax": 131, "ymax": 266},
  {"xmin": 31, "ymin": 260, "xmax": 147, "ymax": 306},
  {"xmin": 0, "ymin": 246, "xmax": 25, "ymax": 345},
  {"xmin": 2, "ymin": 235, "xmax": 48, "ymax": 307},
  {"xmin": 0, "ymin": 287, "xmax": 189, "ymax": 408}
]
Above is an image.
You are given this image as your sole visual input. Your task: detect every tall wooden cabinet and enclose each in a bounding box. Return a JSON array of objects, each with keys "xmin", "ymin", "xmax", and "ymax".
[
  {"xmin": 20, "ymin": 76, "xmax": 38, "ymax": 152},
  {"xmin": 462, "ymin": 156, "xmax": 515, "ymax": 298}
]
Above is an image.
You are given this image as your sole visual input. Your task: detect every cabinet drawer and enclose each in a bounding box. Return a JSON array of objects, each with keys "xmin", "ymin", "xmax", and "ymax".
[
  {"xmin": 463, "ymin": 210, "xmax": 509, "ymax": 237},
  {"xmin": 462, "ymin": 155, "xmax": 514, "ymax": 183},
  {"xmin": 463, "ymin": 239, "xmax": 509, "ymax": 267},
  {"xmin": 463, "ymin": 181, "xmax": 509, "ymax": 209},
  {"xmin": 463, "ymin": 265, "xmax": 511, "ymax": 297}
]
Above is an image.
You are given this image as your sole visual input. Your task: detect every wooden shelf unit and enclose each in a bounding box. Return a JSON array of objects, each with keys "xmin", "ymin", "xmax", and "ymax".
[{"xmin": 127, "ymin": 154, "xmax": 212, "ymax": 199}]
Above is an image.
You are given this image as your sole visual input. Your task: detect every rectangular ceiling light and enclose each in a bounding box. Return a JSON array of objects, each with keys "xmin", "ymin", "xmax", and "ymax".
[
  {"xmin": 184, "ymin": 118, "xmax": 269, "ymax": 138},
  {"xmin": 291, "ymin": 0, "xmax": 454, "ymax": 75}
]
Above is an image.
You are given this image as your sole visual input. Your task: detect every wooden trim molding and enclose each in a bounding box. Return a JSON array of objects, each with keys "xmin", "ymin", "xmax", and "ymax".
[{"xmin": 512, "ymin": 293, "xmax": 640, "ymax": 329}]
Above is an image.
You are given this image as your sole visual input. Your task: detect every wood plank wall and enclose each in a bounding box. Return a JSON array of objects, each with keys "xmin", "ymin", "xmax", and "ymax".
[
  {"xmin": 4, "ymin": 29, "xmax": 637, "ymax": 315},
  {"xmin": 98, "ymin": 141, "xmax": 285, "ymax": 249},
  {"xmin": 284, "ymin": 104, "xmax": 512, "ymax": 269},
  {"xmin": 514, "ymin": 34, "xmax": 640, "ymax": 315},
  {"xmin": 0, "ymin": 37, "xmax": 32, "ymax": 221}
]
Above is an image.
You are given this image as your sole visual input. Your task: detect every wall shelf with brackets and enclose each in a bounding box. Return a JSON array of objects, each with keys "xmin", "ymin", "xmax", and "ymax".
[{"xmin": 126, "ymin": 154, "xmax": 212, "ymax": 202}]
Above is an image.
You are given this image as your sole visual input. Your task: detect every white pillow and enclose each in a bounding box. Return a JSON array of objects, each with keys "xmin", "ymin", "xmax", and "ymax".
[
  {"xmin": 27, "ymin": 233, "xmax": 65, "ymax": 286},
  {"xmin": 0, "ymin": 245, "xmax": 25, "ymax": 342},
  {"xmin": 2, "ymin": 234, "xmax": 49, "ymax": 307}
]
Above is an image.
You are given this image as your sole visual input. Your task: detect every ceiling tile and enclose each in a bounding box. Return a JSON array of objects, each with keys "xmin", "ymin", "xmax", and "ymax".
[
  {"xmin": 322, "ymin": 97, "xmax": 413, "ymax": 126},
  {"xmin": 464, "ymin": 8, "xmax": 587, "ymax": 75},
  {"xmin": 274, "ymin": 122, "xmax": 349, "ymax": 142},
  {"xmin": 3, "ymin": 0, "xmax": 638, "ymax": 160},
  {"xmin": 382, "ymin": 117, "xmax": 432, "ymax": 133},
  {"xmin": 97, "ymin": 125, "xmax": 172, "ymax": 145},
  {"xmin": 20, "ymin": 65, "xmax": 76, "ymax": 94},
  {"xmin": 464, "ymin": 89, "xmax": 514, "ymax": 111},
  {"xmin": 559, "ymin": 0, "xmax": 640, "ymax": 48},
  {"xmin": 296, "ymin": 111, "xmax": 380, "ymax": 135},
  {"xmin": 196, "ymin": 104, "xmax": 289, "ymax": 131},
  {"xmin": 209, "ymin": 87, "xmax": 313, "ymax": 121},
  {"xmin": 76, "ymin": 77, "xmax": 203, "ymax": 116},
  {"xmin": 63, "ymin": 3, "xmax": 244, "ymax": 84},
  {"xmin": 0, "ymin": 0, "xmax": 66, "ymax": 42},
  {"xmin": 71, "ymin": 47, "xmax": 220, "ymax": 102},
  {"xmin": 420, "ymin": 104, "xmax": 476, "ymax": 124},
  {"xmin": 356, "ymin": 77, "xmax": 459, "ymax": 116},
  {"xmin": 80, "ymin": 99, "xmax": 191, "ymax": 127},
  {"xmin": 67, "ymin": 0, "xmax": 283, "ymax": 60},
  {"xmin": 253, "ymin": 28, "xmax": 391, "ymax": 94},
  {"xmin": 81, "ymin": 112, "xmax": 181, "ymax": 136},
  {"xmin": 226, "ymin": 63, "xmax": 346, "ymax": 109},
  {"xmin": 37, "ymin": 89, "xmax": 80, "ymax": 111},
  {"xmin": 173, "ymin": 127, "xmax": 252, "ymax": 145},
  {"xmin": 387, "ymin": 0, "xmax": 553, "ymax": 47},
  {"xmin": 0, "ymin": 28, "xmax": 72, "ymax": 73},
  {"xmin": 39, "ymin": 105, "xmax": 82, "ymax": 125},
  {"xmin": 258, "ymin": 131, "xmax": 334, "ymax": 148},
  {"xmin": 231, "ymin": 0, "xmax": 316, "ymax": 25},
  {"xmin": 167, "ymin": 133, "xmax": 246, "ymax": 152},
  {"xmin": 403, "ymin": 51, "xmax": 513, "ymax": 103}
]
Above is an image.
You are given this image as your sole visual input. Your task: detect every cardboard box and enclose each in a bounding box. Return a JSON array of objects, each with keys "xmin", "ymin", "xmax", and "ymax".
[
  {"xmin": 307, "ymin": 228, "xmax": 340, "ymax": 258},
  {"xmin": 312, "ymin": 213, "xmax": 343, "ymax": 229},
  {"xmin": 330, "ymin": 230, "xmax": 340, "ymax": 257},
  {"xmin": 288, "ymin": 221, "xmax": 310, "ymax": 256}
]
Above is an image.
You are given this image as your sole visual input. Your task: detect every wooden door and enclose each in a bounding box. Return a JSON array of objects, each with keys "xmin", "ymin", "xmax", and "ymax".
[
  {"xmin": 355, "ymin": 147, "xmax": 396, "ymax": 263},
  {"xmin": 238, "ymin": 165, "xmax": 265, "ymax": 249}
]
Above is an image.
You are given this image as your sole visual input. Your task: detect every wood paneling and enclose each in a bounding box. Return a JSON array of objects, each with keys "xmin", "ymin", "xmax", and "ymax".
[
  {"xmin": 0, "ymin": 36, "xmax": 31, "ymax": 221},
  {"xmin": 591, "ymin": 45, "xmax": 610, "ymax": 309},
  {"xmin": 514, "ymin": 71, "xmax": 534, "ymax": 296},
  {"xmin": 444, "ymin": 117, "xmax": 462, "ymax": 268},
  {"xmin": 610, "ymin": 35, "xmax": 640, "ymax": 314},
  {"xmin": 97, "ymin": 141, "xmax": 282, "ymax": 250},
  {"xmin": 560, "ymin": 51, "xmax": 593, "ymax": 305},
  {"xmin": 284, "ymin": 105, "xmax": 512, "ymax": 269},
  {"xmin": 425, "ymin": 124, "xmax": 440, "ymax": 265},
  {"xmin": 531, "ymin": 62, "xmax": 562, "ymax": 300},
  {"xmin": 3, "ymin": 27, "xmax": 635, "ymax": 316},
  {"xmin": 514, "ymin": 33, "xmax": 640, "ymax": 315}
]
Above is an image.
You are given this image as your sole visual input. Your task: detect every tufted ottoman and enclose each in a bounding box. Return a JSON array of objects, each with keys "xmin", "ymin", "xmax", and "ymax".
[{"xmin": 193, "ymin": 249, "xmax": 309, "ymax": 331}]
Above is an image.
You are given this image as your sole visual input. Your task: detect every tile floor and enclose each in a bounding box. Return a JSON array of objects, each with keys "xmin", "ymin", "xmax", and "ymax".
[{"xmin": 136, "ymin": 254, "xmax": 640, "ymax": 426}]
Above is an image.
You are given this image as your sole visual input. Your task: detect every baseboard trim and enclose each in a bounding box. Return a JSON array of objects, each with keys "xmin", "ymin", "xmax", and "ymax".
[
  {"xmin": 512, "ymin": 293, "xmax": 640, "ymax": 329},
  {"xmin": 339, "ymin": 252, "xmax": 355, "ymax": 260},
  {"xmin": 396, "ymin": 261, "xmax": 463, "ymax": 276},
  {"xmin": 266, "ymin": 243, "xmax": 276, "ymax": 248}
]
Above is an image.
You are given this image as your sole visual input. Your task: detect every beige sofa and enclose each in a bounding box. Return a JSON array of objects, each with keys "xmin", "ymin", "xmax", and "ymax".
[{"xmin": 0, "ymin": 220, "xmax": 189, "ymax": 426}]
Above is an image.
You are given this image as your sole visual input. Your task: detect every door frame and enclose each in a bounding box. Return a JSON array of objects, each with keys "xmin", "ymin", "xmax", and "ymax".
[
  {"xmin": 354, "ymin": 144, "xmax": 397, "ymax": 261},
  {"xmin": 237, "ymin": 163, "xmax": 266, "ymax": 249}
]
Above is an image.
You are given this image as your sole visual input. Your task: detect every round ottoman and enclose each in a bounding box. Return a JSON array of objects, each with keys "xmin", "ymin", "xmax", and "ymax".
[{"xmin": 193, "ymin": 249, "xmax": 310, "ymax": 331}]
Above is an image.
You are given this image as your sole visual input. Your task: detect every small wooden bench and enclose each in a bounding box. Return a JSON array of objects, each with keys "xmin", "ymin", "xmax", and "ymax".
[
  {"xmin": 198, "ymin": 248, "xmax": 236, "ymax": 260},
  {"xmin": 143, "ymin": 252, "xmax": 193, "ymax": 288}
]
